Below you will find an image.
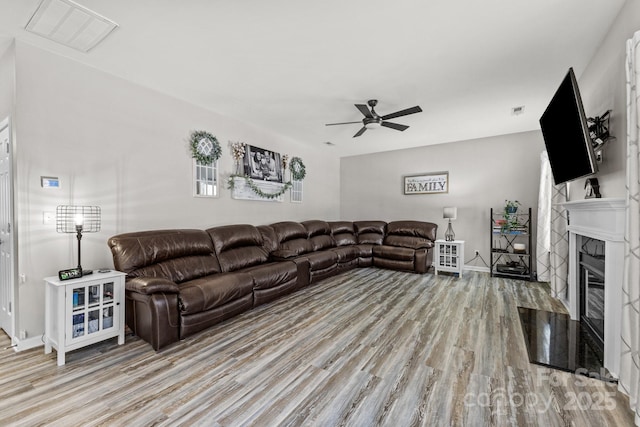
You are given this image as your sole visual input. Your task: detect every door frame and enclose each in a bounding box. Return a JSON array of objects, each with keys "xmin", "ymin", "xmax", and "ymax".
[{"xmin": 0, "ymin": 116, "xmax": 16, "ymax": 345}]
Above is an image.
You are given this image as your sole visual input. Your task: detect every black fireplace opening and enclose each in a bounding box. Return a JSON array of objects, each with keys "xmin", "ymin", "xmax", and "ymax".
[
  {"xmin": 517, "ymin": 236, "xmax": 613, "ymax": 382},
  {"xmin": 579, "ymin": 236, "xmax": 605, "ymax": 351}
]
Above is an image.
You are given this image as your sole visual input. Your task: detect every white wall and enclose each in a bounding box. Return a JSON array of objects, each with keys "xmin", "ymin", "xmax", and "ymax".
[
  {"xmin": 341, "ymin": 131, "xmax": 546, "ymax": 272},
  {"xmin": 12, "ymin": 41, "xmax": 340, "ymax": 341},
  {"xmin": 571, "ymin": 0, "xmax": 640, "ymax": 199},
  {"xmin": 0, "ymin": 38, "xmax": 13, "ymax": 119}
]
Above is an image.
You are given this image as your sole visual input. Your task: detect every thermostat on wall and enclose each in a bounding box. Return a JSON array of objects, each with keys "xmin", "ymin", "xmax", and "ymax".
[{"xmin": 41, "ymin": 176, "xmax": 60, "ymax": 188}]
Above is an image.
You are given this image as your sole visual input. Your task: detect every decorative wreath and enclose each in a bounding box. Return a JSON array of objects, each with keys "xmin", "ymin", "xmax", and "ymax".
[
  {"xmin": 289, "ymin": 157, "xmax": 306, "ymax": 181},
  {"xmin": 189, "ymin": 130, "xmax": 222, "ymax": 164}
]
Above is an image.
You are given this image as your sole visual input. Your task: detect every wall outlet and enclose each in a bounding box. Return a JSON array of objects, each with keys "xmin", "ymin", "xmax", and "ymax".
[{"xmin": 19, "ymin": 330, "xmax": 26, "ymax": 340}]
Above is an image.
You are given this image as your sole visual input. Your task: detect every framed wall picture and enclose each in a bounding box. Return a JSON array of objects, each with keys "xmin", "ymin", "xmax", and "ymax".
[
  {"xmin": 403, "ymin": 172, "xmax": 449, "ymax": 195},
  {"xmin": 243, "ymin": 145, "xmax": 283, "ymax": 183}
]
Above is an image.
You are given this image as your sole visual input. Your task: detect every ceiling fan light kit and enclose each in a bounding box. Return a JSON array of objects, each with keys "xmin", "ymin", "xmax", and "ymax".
[
  {"xmin": 364, "ymin": 118, "xmax": 382, "ymax": 129},
  {"xmin": 326, "ymin": 99, "xmax": 422, "ymax": 138}
]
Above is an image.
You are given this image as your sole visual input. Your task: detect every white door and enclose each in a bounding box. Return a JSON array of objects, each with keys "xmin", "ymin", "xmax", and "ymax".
[{"xmin": 0, "ymin": 118, "xmax": 14, "ymax": 338}]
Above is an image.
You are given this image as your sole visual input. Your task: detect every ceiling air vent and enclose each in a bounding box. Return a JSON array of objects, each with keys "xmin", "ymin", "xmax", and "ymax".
[
  {"xmin": 25, "ymin": 0, "xmax": 118, "ymax": 52},
  {"xmin": 511, "ymin": 105, "xmax": 525, "ymax": 116}
]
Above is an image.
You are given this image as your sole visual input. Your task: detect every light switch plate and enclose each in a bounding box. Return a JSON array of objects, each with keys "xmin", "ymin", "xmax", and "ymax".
[{"xmin": 43, "ymin": 211, "xmax": 55, "ymax": 224}]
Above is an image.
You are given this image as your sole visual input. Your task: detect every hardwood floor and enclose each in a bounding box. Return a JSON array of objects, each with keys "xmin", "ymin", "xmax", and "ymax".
[{"xmin": 0, "ymin": 269, "xmax": 634, "ymax": 426}]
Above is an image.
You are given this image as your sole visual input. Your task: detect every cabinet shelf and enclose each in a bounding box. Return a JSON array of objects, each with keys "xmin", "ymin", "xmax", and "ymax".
[
  {"xmin": 491, "ymin": 251, "xmax": 530, "ymax": 257},
  {"xmin": 490, "ymin": 207, "xmax": 534, "ymax": 281}
]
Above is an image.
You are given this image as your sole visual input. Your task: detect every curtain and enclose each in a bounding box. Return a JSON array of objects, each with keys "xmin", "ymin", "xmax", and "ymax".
[
  {"xmin": 536, "ymin": 151, "xmax": 569, "ymax": 299},
  {"xmin": 621, "ymin": 29, "xmax": 640, "ymax": 426},
  {"xmin": 537, "ymin": 152, "xmax": 552, "ymax": 282}
]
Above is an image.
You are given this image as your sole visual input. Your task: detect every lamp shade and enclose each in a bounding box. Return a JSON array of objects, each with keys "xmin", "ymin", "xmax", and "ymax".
[
  {"xmin": 56, "ymin": 206, "xmax": 101, "ymax": 233},
  {"xmin": 443, "ymin": 207, "xmax": 457, "ymax": 220},
  {"xmin": 56, "ymin": 205, "xmax": 101, "ymax": 275}
]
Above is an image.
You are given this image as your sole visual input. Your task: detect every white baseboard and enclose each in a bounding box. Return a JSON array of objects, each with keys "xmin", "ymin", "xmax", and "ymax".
[
  {"xmin": 463, "ymin": 265, "xmax": 490, "ymax": 274},
  {"xmin": 14, "ymin": 335, "xmax": 44, "ymax": 352}
]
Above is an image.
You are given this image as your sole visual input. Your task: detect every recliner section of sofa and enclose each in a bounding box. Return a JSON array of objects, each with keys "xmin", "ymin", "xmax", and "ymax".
[
  {"xmin": 207, "ymin": 224, "xmax": 299, "ymax": 307},
  {"xmin": 373, "ymin": 220, "xmax": 437, "ymax": 274},
  {"xmin": 108, "ymin": 219, "xmax": 437, "ymax": 351},
  {"xmin": 328, "ymin": 221, "xmax": 360, "ymax": 273}
]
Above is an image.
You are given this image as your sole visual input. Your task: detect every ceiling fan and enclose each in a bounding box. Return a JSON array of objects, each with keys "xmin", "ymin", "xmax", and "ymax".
[{"xmin": 325, "ymin": 99, "xmax": 423, "ymax": 138}]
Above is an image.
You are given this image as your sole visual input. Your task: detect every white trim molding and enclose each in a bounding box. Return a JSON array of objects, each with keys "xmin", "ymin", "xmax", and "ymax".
[{"xmin": 562, "ymin": 198, "xmax": 626, "ymax": 378}]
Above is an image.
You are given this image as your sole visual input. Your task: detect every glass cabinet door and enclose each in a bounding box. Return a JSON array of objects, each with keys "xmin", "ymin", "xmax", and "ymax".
[
  {"xmin": 67, "ymin": 279, "xmax": 119, "ymax": 344},
  {"xmin": 71, "ymin": 286, "xmax": 86, "ymax": 339}
]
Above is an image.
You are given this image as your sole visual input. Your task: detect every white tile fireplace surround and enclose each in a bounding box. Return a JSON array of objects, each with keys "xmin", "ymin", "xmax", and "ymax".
[{"xmin": 562, "ymin": 198, "xmax": 626, "ymax": 378}]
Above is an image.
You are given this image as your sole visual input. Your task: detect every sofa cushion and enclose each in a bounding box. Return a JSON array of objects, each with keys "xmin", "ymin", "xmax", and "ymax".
[
  {"xmin": 354, "ymin": 221, "xmax": 387, "ymax": 245},
  {"xmin": 302, "ymin": 220, "xmax": 331, "ymax": 237},
  {"xmin": 257, "ymin": 225, "xmax": 278, "ymax": 254},
  {"xmin": 354, "ymin": 244, "xmax": 375, "ymax": 258},
  {"xmin": 373, "ymin": 245, "xmax": 416, "ymax": 261},
  {"xmin": 384, "ymin": 235, "xmax": 434, "ymax": 250},
  {"xmin": 329, "ymin": 221, "xmax": 357, "ymax": 246},
  {"xmin": 331, "ymin": 246, "xmax": 360, "ymax": 263},
  {"xmin": 302, "ymin": 220, "xmax": 335, "ymax": 251},
  {"xmin": 207, "ymin": 225, "xmax": 268, "ymax": 272},
  {"xmin": 303, "ymin": 251, "xmax": 338, "ymax": 270},
  {"xmin": 178, "ymin": 272, "xmax": 254, "ymax": 315},
  {"xmin": 386, "ymin": 220, "xmax": 437, "ymax": 241},
  {"xmin": 108, "ymin": 229, "xmax": 221, "ymax": 283},
  {"xmin": 270, "ymin": 221, "xmax": 312, "ymax": 256},
  {"xmin": 242, "ymin": 261, "xmax": 298, "ymax": 290}
]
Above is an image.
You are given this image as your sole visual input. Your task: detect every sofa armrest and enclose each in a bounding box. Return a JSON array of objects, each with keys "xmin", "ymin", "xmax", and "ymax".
[
  {"xmin": 414, "ymin": 248, "xmax": 429, "ymax": 273},
  {"xmin": 126, "ymin": 277, "xmax": 180, "ymax": 295}
]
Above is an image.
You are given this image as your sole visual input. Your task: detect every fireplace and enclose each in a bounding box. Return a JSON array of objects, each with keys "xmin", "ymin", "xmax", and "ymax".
[
  {"xmin": 578, "ymin": 235, "xmax": 605, "ymax": 350},
  {"xmin": 563, "ymin": 198, "xmax": 625, "ymax": 379}
]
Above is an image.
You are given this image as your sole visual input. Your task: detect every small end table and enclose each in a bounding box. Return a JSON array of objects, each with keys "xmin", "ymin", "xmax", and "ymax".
[
  {"xmin": 44, "ymin": 270, "xmax": 126, "ymax": 366},
  {"xmin": 434, "ymin": 239, "xmax": 465, "ymax": 277}
]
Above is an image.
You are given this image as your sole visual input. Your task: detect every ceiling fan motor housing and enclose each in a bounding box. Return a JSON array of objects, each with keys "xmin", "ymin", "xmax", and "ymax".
[{"xmin": 364, "ymin": 117, "xmax": 382, "ymax": 128}]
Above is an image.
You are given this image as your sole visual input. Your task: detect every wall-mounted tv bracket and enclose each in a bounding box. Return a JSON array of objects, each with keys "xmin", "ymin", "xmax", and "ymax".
[{"xmin": 587, "ymin": 110, "xmax": 614, "ymax": 163}]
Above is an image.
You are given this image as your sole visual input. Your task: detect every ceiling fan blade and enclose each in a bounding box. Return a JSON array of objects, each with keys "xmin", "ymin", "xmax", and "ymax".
[
  {"xmin": 325, "ymin": 121, "xmax": 362, "ymax": 126},
  {"xmin": 381, "ymin": 121, "xmax": 409, "ymax": 131},
  {"xmin": 380, "ymin": 106, "xmax": 422, "ymax": 121},
  {"xmin": 353, "ymin": 127, "xmax": 367, "ymax": 138},
  {"xmin": 355, "ymin": 104, "xmax": 373, "ymax": 118}
]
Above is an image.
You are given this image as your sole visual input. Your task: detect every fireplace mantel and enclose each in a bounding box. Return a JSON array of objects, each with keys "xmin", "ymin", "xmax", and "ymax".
[
  {"xmin": 561, "ymin": 197, "xmax": 626, "ymax": 378},
  {"xmin": 562, "ymin": 198, "xmax": 626, "ymax": 242}
]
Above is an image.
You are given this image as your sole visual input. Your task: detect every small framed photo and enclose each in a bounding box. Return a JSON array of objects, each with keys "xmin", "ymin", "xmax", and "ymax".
[{"xmin": 403, "ymin": 172, "xmax": 449, "ymax": 195}]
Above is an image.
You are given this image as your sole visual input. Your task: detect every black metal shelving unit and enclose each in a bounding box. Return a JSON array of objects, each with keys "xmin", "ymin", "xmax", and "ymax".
[{"xmin": 490, "ymin": 207, "xmax": 534, "ymax": 281}]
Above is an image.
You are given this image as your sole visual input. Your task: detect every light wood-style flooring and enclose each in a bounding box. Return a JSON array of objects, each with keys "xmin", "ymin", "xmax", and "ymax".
[{"xmin": 0, "ymin": 269, "xmax": 634, "ymax": 426}]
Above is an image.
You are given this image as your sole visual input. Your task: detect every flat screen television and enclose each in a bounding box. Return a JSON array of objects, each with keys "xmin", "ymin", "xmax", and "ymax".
[{"xmin": 539, "ymin": 67, "xmax": 598, "ymax": 185}]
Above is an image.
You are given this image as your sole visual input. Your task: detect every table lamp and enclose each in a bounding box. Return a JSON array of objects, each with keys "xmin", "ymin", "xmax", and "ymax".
[
  {"xmin": 56, "ymin": 205, "xmax": 101, "ymax": 275},
  {"xmin": 443, "ymin": 207, "xmax": 457, "ymax": 241}
]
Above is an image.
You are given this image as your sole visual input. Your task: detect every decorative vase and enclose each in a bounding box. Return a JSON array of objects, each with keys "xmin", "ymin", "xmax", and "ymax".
[{"xmin": 235, "ymin": 161, "xmax": 242, "ymax": 175}]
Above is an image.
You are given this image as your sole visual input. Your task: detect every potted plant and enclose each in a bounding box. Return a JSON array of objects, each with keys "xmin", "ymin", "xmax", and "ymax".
[
  {"xmin": 504, "ymin": 200, "xmax": 520, "ymax": 215},
  {"xmin": 503, "ymin": 200, "xmax": 520, "ymax": 232}
]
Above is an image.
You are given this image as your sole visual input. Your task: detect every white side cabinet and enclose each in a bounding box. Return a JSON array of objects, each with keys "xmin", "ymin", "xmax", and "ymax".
[
  {"xmin": 434, "ymin": 240, "xmax": 465, "ymax": 277},
  {"xmin": 44, "ymin": 270, "xmax": 126, "ymax": 366}
]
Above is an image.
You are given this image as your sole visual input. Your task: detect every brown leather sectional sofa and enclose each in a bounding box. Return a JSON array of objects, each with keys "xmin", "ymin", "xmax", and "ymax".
[{"xmin": 108, "ymin": 220, "xmax": 437, "ymax": 350}]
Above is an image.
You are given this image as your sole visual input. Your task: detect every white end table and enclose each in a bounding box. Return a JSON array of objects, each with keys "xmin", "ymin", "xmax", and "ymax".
[
  {"xmin": 44, "ymin": 270, "xmax": 126, "ymax": 366},
  {"xmin": 434, "ymin": 239, "xmax": 465, "ymax": 277}
]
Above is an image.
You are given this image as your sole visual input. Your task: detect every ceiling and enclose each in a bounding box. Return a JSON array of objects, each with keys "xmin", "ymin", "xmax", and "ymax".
[{"xmin": 0, "ymin": 0, "xmax": 628, "ymax": 157}]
